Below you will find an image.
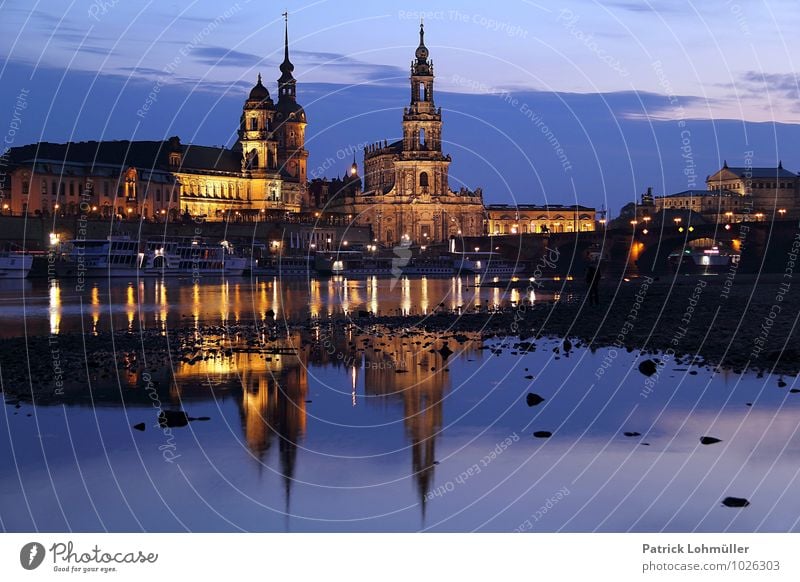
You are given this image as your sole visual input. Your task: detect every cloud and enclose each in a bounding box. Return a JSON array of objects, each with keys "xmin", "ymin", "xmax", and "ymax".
[
  {"xmin": 292, "ymin": 50, "xmax": 406, "ymax": 85},
  {"xmin": 605, "ymin": 1, "xmax": 684, "ymax": 14},
  {"xmin": 740, "ymin": 70, "xmax": 800, "ymax": 101},
  {"xmin": 191, "ymin": 46, "xmax": 266, "ymax": 68}
]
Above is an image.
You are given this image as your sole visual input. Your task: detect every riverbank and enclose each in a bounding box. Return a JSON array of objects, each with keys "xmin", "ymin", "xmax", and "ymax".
[{"xmin": 1, "ymin": 277, "xmax": 797, "ymax": 401}]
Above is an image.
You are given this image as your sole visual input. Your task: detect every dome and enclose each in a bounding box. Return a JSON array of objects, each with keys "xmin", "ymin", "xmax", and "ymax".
[{"xmin": 248, "ymin": 74, "xmax": 272, "ymax": 103}]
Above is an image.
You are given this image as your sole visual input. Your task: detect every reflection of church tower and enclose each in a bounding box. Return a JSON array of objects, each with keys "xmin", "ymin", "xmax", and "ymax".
[
  {"xmin": 239, "ymin": 354, "xmax": 308, "ymax": 514},
  {"xmin": 361, "ymin": 334, "xmax": 447, "ymax": 520},
  {"xmin": 403, "ymin": 377, "xmax": 443, "ymax": 520},
  {"xmin": 274, "ymin": 13, "xmax": 309, "ymax": 208}
]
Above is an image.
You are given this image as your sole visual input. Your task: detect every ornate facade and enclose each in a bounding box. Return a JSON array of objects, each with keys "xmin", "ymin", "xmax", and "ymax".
[
  {"xmin": 486, "ymin": 204, "xmax": 596, "ymax": 234},
  {"xmin": 326, "ymin": 24, "xmax": 485, "ymax": 245},
  {"xmin": 650, "ymin": 161, "xmax": 800, "ymax": 223},
  {"xmin": 0, "ymin": 18, "xmax": 307, "ymax": 219}
]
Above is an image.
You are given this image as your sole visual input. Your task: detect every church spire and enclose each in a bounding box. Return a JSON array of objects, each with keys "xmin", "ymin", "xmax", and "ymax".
[
  {"xmin": 278, "ymin": 11, "xmax": 296, "ymax": 98},
  {"xmin": 415, "ymin": 21, "xmax": 429, "ymax": 65}
]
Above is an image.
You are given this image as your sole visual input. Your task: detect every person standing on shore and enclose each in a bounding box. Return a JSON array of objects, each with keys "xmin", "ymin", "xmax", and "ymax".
[{"xmin": 585, "ymin": 260, "xmax": 601, "ymax": 306}]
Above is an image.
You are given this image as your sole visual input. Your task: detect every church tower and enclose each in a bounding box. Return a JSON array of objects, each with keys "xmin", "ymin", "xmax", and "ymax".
[
  {"xmin": 238, "ymin": 74, "xmax": 278, "ymax": 178},
  {"xmin": 237, "ymin": 73, "xmax": 284, "ymax": 208},
  {"xmin": 397, "ymin": 22, "xmax": 450, "ymax": 199},
  {"xmin": 274, "ymin": 14, "xmax": 309, "ymax": 208},
  {"xmin": 329, "ymin": 23, "xmax": 484, "ymax": 244}
]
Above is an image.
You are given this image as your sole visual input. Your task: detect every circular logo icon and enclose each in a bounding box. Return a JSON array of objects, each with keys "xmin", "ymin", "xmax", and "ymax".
[{"xmin": 20, "ymin": 542, "xmax": 46, "ymax": 570}]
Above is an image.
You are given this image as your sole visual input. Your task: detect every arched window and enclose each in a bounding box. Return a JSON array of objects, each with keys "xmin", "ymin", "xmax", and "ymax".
[
  {"xmin": 419, "ymin": 128, "xmax": 426, "ymax": 147},
  {"xmin": 419, "ymin": 172, "xmax": 429, "ymax": 188},
  {"xmin": 250, "ymin": 117, "xmax": 258, "ymax": 131}
]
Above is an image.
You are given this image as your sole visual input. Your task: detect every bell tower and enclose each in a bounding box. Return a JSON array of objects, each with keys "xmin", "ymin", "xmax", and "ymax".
[
  {"xmin": 275, "ymin": 12, "xmax": 309, "ymax": 208},
  {"xmin": 238, "ymin": 73, "xmax": 278, "ymax": 178},
  {"xmin": 397, "ymin": 22, "xmax": 449, "ymax": 199},
  {"xmin": 403, "ymin": 23, "xmax": 443, "ymax": 155}
]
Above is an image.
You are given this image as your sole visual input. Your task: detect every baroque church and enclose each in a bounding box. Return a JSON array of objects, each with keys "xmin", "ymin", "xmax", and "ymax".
[
  {"xmin": 1, "ymin": 18, "xmax": 308, "ymax": 220},
  {"xmin": 323, "ymin": 23, "xmax": 486, "ymax": 244}
]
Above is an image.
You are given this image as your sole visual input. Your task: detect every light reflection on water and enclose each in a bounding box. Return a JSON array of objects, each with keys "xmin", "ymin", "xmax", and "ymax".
[
  {"xmin": 1, "ymin": 323, "xmax": 799, "ymax": 532},
  {"xmin": 0, "ymin": 276, "xmax": 547, "ymax": 337}
]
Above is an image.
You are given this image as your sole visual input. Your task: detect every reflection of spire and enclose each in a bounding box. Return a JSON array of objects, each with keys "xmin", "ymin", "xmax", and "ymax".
[
  {"xmin": 405, "ymin": 384, "xmax": 441, "ymax": 522},
  {"xmin": 359, "ymin": 332, "xmax": 462, "ymax": 522},
  {"xmin": 233, "ymin": 348, "xmax": 307, "ymax": 527}
]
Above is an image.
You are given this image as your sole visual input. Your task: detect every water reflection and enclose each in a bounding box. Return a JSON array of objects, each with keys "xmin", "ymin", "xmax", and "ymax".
[
  {"xmin": 0, "ymin": 276, "xmax": 551, "ymax": 338},
  {"xmin": 3, "ymin": 321, "xmax": 800, "ymax": 531},
  {"xmin": 161, "ymin": 327, "xmax": 481, "ymax": 519}
]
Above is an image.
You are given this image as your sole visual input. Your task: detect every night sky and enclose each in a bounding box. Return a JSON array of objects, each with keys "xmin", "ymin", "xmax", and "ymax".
[{"xmin": 2, "ymin": 0, "xmax": 799, "ymax": 215}]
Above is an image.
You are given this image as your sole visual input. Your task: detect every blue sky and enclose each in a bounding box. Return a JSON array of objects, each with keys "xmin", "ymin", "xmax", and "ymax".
[{"xmin": 2, "ymin": 0, "xmax": 799, "ymax": 213}]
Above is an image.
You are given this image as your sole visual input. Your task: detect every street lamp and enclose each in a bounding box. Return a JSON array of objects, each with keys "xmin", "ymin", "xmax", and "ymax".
[{"xmin": 778, "ymin": 208, "xmax": 787, "ymax": 218}]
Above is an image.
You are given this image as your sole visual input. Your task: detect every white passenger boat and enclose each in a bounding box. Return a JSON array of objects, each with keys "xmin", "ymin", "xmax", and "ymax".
[
  {"xmin": 454, "ymin": 252, "xmax": 525, "ymax": 277},
  {"xmin": 55, "ymin": 236, "xmax": 141, "ymax": 277},
  {"xmin": 140, "ymin": 238, "xmax": 247, "ymax": 276},
  {"xmin": 0, "ymin": 251, "xmax": 33, "ymax": 278}
]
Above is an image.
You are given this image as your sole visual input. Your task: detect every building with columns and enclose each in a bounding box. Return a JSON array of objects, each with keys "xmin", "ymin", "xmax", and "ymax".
[
  {"xmin": 325, "ymin": 23, "xmax": 485, "ymax": 245},
  {"xmin": 650, "ymin": 161, "xmax": 800, "ymax": 222}
]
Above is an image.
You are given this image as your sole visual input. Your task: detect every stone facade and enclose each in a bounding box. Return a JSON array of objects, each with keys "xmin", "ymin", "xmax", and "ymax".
[
  {"xmin": 325, "ymin": 24, "xmax": 485, "ymax": 245},
  {"xmin": 0, "ymin": 19, "xmax": 306, "ymax": 220},
  {"xmin": 486, "ymin": 204, "xmax": 596, "ymax": 234},
  {"xmin": 650, "ymin": 161, "xmax": 800, "ymax": 223}
]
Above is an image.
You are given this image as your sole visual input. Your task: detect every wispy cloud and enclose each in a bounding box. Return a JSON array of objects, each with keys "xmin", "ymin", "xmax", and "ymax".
[{"xmin": 191, "ymin": 46, "xmax": 266, "ymax": 68}]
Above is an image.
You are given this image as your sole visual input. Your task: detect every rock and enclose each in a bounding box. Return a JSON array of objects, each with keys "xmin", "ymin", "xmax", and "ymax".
[
  {"xmin": 623, "ymin": 431, "xmax": 642, "ymax": 437},
  {"xmin": 533, "ymin": 431, "xmax": 552, "ymax": 438},
  {"xmin": 721, "ymin": 496, "xmax": 750, "ymax": 508},
  {"xmin": 133, "ymin": 422, "xmax": 146, "ymax": 431},
  {"xmin": 158, "ymin": 410, "xmax": 189, "ymax": 428},
  {"xmin": 778, "ymin": 379, "xmax": 787, "ymax": 388},
  {"xmin": 437, "ymin": 344, "xmax": 454, "ymax": 359},
  {"xmin": 526, "ymin": 393, "xmax": 545, "ymax": 406},
  {"xmin": 790, "ymin": 389, "xmax": 800, "ymax": 394},
  {"xmin": 700, "ymin": 436, "xmax": 722, "ymax": 445},
  {"xmin": 524, "ymin": 375, "xmax": 534, "ymax": 380},
  {"xmin": 563, "ymin": 339, "xmax": 572, "ymax": 352},
  {"xmin": 638, "ymin": 359, "xmax": 658, "ymax": 376}
]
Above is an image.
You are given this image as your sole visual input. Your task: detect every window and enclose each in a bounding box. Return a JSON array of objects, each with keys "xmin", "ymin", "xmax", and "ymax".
[
  {"xmin": 104, "ymin": 181, "xmax": 109, "ymax": 197},
  {"xmin": 60, "ymin": 183, "xmax": 66, "ymax": 196},
  {"xmin": 156, "ymin": 189, "xmax": 161, "ymax": 202},
  {"xmin": 250, "ymin": 117, "xmax": 258, "ymax": 131},
  {"xmin": 69, "ymin": 182, "xmax": 75, "ymax": 196},
  {"xmin": 41, "ymin": 180, "xmax": 47, "ymax": 194},
  {"xmin": 22, "ymin": 180, "xmax": 29, "ymax": 194},
  {"xmin": 419, "ymin": 172, "xmax": 429, "ymax": 188}
]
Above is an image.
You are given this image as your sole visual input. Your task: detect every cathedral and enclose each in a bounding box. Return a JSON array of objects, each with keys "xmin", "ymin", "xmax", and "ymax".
[{"xmin": 324, "ymin": 23, "xmax": 486, "ymax": 244}]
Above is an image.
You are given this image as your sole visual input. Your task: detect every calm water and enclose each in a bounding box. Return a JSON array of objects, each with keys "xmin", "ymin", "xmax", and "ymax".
[
  {"xmin": 0, "ymin": 275, "xmax": 550, "ymax": 337},
  {"xmin": 1, "ymin": 277, "xmax": 798, "ymax": 532}
]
